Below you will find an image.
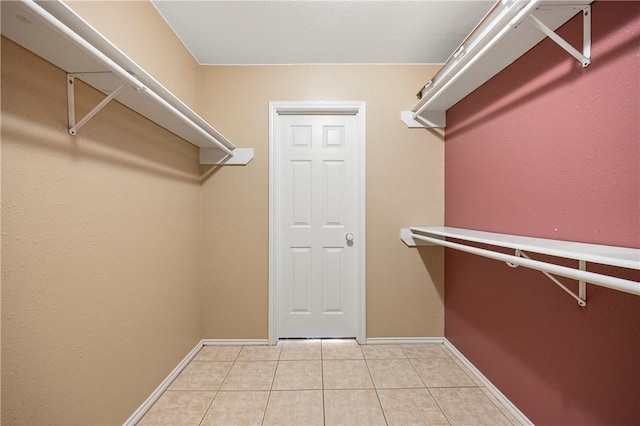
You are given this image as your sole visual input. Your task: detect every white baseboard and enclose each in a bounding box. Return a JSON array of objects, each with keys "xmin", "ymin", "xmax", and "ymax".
[
  {"xmin": 202, "ymin": 339, "xmax": 270, "ymax": 346},
  {"xmin": 365, "ymin": 337, "xmax": 444, "ymax": 345},
  {"xmin": 365, "ymin": 337, "xmax": 532, "ymax": 425},
  {"xmin": 443, "ymin": 338, "xmax": 533, "ymax": 426},
  {"xmin": 122, "ymin": 338, "xmax": 270, "ymax": 426},
  {"xmin": 122, "ymin": 339, "xmax": 204, "ymax": 426}
]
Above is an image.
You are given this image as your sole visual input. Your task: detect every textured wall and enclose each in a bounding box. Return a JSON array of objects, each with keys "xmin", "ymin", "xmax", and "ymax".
[
  {"xmin": 197, "ymin": 65, "xmax": 445, "ymax": 339},
  {"xmin": 1, "ymin": 38, "xmax": 202, "ymax": 425},
  {"xmin": 444, "ymin": 2, "xmax": 640, "ymax": 424}
]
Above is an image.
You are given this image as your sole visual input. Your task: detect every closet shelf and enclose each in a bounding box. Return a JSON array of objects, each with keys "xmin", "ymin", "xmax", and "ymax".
[
  {"xmin": 1, "ymin": 0, "xmax": 253, "ymax": 166},
  {"xmin": 401, "ymin": 226, "xmax": 640, "ymax": 306},
  {"xmin": 401, "ymin": 0, "xmax": 592, "ymax": 128}
]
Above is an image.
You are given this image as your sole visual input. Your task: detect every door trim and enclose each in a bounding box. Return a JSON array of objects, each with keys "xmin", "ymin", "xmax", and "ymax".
[{"xmin": 269, "ymin": 101, "xmax": 366, "ymax": 345}]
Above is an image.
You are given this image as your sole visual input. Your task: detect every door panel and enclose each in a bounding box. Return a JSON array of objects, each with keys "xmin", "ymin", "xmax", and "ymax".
[{"xmin": 277, "ymin": 114, "xmax": 358, "ymax": 338}]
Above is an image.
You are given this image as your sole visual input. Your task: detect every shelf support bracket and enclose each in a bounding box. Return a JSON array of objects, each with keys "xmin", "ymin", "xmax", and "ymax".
[
  {"xmin": 578, "ymin": 260, "xmax": 587, "ymax": 302},
  {"xmin": 400, "ymin": 110, "xmax": 446, "ymax": 129},
  {"xmin": 526, "ymin": 5, "xmax": 591, "ymax": 67},
  {"xmin": 67, "ymin": 73, "xmax": 129, "ymax": 136},
  {"xmin": 507, "ymin": 250, "xmax": 587, "ymax": 306}
]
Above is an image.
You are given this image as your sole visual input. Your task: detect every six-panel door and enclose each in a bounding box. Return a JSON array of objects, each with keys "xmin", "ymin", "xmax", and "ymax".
[{"xmin": 277, "ymin": 114, "xmax": 358, "ymax": 338}]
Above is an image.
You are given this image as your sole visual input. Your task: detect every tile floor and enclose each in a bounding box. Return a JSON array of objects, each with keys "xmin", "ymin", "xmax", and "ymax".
[{"xmin": 137, "ymin": 339, "xmax": 522, "ymax": 425}]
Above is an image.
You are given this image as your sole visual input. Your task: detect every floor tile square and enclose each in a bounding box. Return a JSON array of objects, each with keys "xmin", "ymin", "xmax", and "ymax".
[
  {"xmin": 430, "ymin": 387, "xmax": 512, "ymax": 425},
  {"xmin": 263, "ymin": 390, "xmax": 324, "ymax": 425},
  {"xmin": 367, "ymin": 358, "xmax": 425, "ymax": 388},
  {"xmin": 200, "ymin": 391, "xmax": 269, "ymax": 426},
  {"xmin": 168, "ymin": 361, "xmax": 232, "ymax": 391},
  {"xmin": 272, "ymin": 360, "xmax": 322, "ymax": 390},
  {"xmin": 280, "ymin": 339, "xmax": 322, "ymax": 360},
  {"xmin": 378, "ymin": 388, "xmax": 449, "ymax": 425},
  {"xmin": 411, "ymin": 356, "xmax": 475, "ymax": 387},
  {"xmin": 137, "ymin": 390, "xmax": 215, "ymax": 425},
  {"xmin": 323, "ymin": 359, "xmax": 374, "ymax": 389},
  {"xmin": 402, "ymin": 344, "xmax": 451, "ymax": 359},
  {"xmin": 220, "ymin": 361, "xmax": 277, "ymax": 390},
  {"xmin": 324, "ymin": 389, "xmax": 386, "ymax": 426},
  {"xmin": 193, "ymin": 345, "xmax": 242, "ymax": 362},
  {"xmin": 321, "ymin": 339, "xmax": 364, "ymax": 359},
  {"xmin": 362, "ymin": 344, "xmax": 406, "ymax": 359},
  {"xmin": 237, "ymin": 345, "xmax": 282, "ymax": 361}
]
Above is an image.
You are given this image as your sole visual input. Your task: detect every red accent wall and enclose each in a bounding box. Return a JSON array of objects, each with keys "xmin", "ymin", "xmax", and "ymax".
[{"xmin": 444, "ymin": 2, "xmax": 640, "ymax": 425}]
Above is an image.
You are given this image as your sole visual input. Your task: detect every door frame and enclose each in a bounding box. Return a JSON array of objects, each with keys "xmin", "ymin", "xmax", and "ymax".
[{"xmin": 269, "ymin": 101, "xmax": 366, "ymax": 345}]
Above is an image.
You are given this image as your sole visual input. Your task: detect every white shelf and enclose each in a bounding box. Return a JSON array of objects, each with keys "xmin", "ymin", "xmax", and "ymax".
[
  {"xmin": 1, "ymin": 0, "xmax": 253, "ymax": 165},
  {"xmin": 402, "ymin": 226, "xmax": 640, "ymax": 305},
  {"xmin": 402, "ymin": 0, "xmax": 592, "ymax": 128},
  {"xmin": 410, "ymin": 226, "xmax": 639, "ymax": 270}
]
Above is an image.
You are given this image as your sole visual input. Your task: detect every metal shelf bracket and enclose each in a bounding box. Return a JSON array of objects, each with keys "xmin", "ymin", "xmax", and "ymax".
[
  {"xmin": 527, "ymin": 5, "xmax": 591, "ymax": 67},
  {"xmin": 67, "ymin": 72, "xmax": 129, "ymax": 136},
  {"xmin": 507, "ymin": 249, "xmax": 587, "ymax": 306}
]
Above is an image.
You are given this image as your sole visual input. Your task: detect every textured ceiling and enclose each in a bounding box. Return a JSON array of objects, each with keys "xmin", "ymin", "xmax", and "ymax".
[{"xmin": 151, "ymin": 1, "xmax": 495, "ymax": 65}]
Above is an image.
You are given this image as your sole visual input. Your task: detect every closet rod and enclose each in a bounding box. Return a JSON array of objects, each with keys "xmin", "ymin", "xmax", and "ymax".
[
  {"xmin": 20, "ymin": 0, "xmax": 234, "ymax": 156},
  {"xmin": 412, "ymin": 0, "xmax": 541, "ymax": 118},
  {"xmin": 410, "ymin": 233, "xmax": 640, "ymax": 297}
]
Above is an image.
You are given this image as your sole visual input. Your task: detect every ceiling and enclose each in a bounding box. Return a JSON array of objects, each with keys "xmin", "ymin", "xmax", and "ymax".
[{"xmin": 151, "ymin": 1, "xmax": 495, "ymax": 65}]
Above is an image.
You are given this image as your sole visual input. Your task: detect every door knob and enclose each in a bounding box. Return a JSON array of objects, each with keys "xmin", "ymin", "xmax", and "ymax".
[{"xmin": 346, "ymin": 233, "xmax": 354, "ymax": 242}]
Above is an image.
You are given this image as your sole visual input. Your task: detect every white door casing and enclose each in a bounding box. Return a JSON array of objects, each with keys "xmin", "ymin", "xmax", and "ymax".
[{"xmin": 269, "ymin": 102, "xmax": 366, "ymax": 344}]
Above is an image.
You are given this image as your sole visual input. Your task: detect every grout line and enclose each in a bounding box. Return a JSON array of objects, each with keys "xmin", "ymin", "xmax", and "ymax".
[
  {"xmin": 426, "ymin": 386, "xmax": 453, "ymax": 426},
  {"xmin": 407, "ymin": 357, "xmax": 428, "ymax": 388},
  {"xmin": 265, "ymin": 343, "xmax": 280, "ymax": 424},
  {"xmin": 403, "ymin": 344, "xmax": 453, "ymax": 425},
  {"xmin": 361, "ymin": 345, "xmax": 389, "ymax": 425},
  {"xmin": 196, "ymin": 389, "xmax": 218, "ymax": 426},
  {"xmin": 198, "ymin": 346, "xmax": 242, "ymax": 426},
  {"xmin": 321, "ymin": 339, "xmax": 326, "ymax": 426},
  {"xmin": 488, "ymin": 392, "xmax": 524, "ymax": 426},
  {"xmin": 477, "ymin": 387, "xmax": 515, "ymax": 425},
  {"xmin": 440, "ymin": 345, "xmax": 481, "ymax": 385}
]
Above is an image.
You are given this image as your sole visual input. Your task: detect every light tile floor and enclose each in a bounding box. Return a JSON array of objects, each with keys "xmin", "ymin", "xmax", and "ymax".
[{"xmin": 137, "ymin": 339, "xmax": 522, "ymax": 425}]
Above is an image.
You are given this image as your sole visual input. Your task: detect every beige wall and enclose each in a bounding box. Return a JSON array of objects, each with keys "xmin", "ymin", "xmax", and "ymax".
[
  {"xmin": 64, "ymin": 0, "xmax": 200, "ymax": 111},
  {"xmin": 198, "ymin": 65, "xmax": 445, "ymax": 339},
  {"xmin": 1, "ymin": 38, "xmax": 202, "ymax": 425},
  {"xmin": 62, "ymin": 1, "xmax": 446, "ymax": 339}
]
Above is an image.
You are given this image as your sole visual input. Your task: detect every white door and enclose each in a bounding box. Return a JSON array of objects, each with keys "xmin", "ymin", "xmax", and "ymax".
[{"xmin": 276, "ymin": 113, "xmax": 359, "ymax": 338}]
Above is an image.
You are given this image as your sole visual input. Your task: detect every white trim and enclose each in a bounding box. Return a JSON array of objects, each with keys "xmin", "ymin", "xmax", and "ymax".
[
  {"xmin": 122, "ymin": 340, "xmax": 204, "ymax": 426},
  {"xmin": 269, "ymin": 101, "xmax": 367, "ymax": 345},
  {"xmin": 443, "ymin": 338, "xmax": 534, "ymax": 426},
  {"xmin": 201, "ymin": 339, "xmax": 269, "ymax": 346},
  {"xmin": 122, "ymin": 338, "xmax": 274, "ymax": 425},
  {"xmin": 365, "ymin": 337, "xmax": 444, "ymax": 345}
]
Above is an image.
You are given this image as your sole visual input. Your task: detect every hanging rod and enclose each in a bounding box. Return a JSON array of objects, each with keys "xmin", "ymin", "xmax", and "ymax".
[
  {"xmin": 414, "ymin": 0, "xmax": 542, "ymax": 120},
  {"xmin": 401, "ymin": 227, "xmax": 640, "ymax": 304},
  {"xmin": 19, "ymin": 0, "xmax": 234, "ymax": 156},
  {"xmin": 3, "ymin": 0, "xmax": 254, "ymax": 164},
  {"xmin": 401, "ymin": 0, "xmax": 593, "ymax": 129},
  {"xmin": 18, "ymin": 0, "xmax": 145, "ymax": 91}
]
